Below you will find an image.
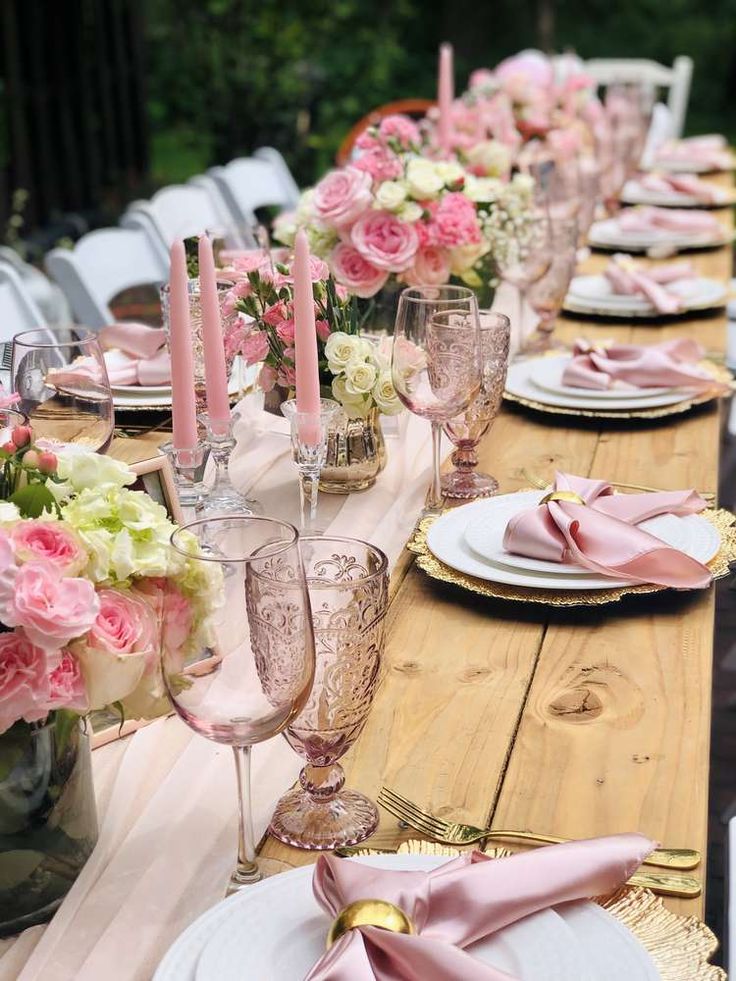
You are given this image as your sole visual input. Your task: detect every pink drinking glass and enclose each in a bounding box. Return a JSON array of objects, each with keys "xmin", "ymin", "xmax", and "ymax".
[
  {"xmin": 270, "ymin": 536, "xmax": 389, "ymax": 849},
  {"xmin": 391, "ymin": 285, "xmax": 481, "ymax": 512},
  {"xmin": 522, "ymin": 217, "xmax": 579, "ymax": 354},
  {"xmin": 161, "ymin": 516, "xmax": 315, "ymax": 890},
  {"xmin": 442, "ymin": 312, "xmax": 510, "ymax": 499}
]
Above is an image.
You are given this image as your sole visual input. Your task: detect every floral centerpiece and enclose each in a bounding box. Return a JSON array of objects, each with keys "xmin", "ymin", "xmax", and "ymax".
[
  {"xmin": 0, "ymin": 429, "xmax": 220, "ymax": 934},
  {"xmin": 272, "ymin": 115, "xmax": 535, "ymax": 310}
]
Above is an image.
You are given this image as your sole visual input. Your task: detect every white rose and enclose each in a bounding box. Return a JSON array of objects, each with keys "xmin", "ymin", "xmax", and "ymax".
[
  {"xmin": 372, "ymin": 371, "xmax": 403, "ymax": 415},
  {"xmin": 324, "ymin": 332, "xmax": 366, "ymax": 371},
  {"xmin": 435, "ymin": 161, "xmax": 465, "ymax": 185},
  {"xmin": 397, "ymin": 201, "xmax": 423, "ymax": 223},
  {"xmin": 463, "ymin": 175, "xmax": 503, "ymax": 203},
  {"xmin": 449, "ymin": 240, "xmax": 491, "ymax": 275},
  {"xmin": 405, "ymin": 159, "xmax": 444, "ymax": 200},
  {"xmin": 375, "ymin": 181, "xmax": 407, "ymax": 211},
  {"xmin": 344, "ymin": 360, "xmax": 378, "ymax": 396},
  {"xmin": 331, "ymin": 376, "xmax": 371, "ymax": 419},
  {"xmin": 465, "ymin": 140, "xmax": 511, "ymax": 178}
]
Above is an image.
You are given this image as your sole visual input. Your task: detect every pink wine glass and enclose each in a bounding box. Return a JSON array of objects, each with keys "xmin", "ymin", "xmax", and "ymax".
[
  {"xmin": 161, "ymin": 516, "xmax": 315, "ymax": 890},
  {"xmin": 270, "ymin": 536, "xmax": 389, "ymax": 849},
  {"xmin": 523, "ymin": 217, "xmax": 579, "ymax": 354}
]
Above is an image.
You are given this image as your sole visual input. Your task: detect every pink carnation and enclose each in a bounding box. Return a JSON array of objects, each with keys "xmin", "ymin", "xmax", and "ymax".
[
  {"xmin": 353, "ymin": 147, "xmax": 404, "ymax": 183},
  {"xmin": 426, "ymin": 193, "xmax": 482, "ymax": 248},
  {"xmin": 276, "ymin": 319, "xmax": 295, "ymax": 344},
  {"xmin": 7, "ymin": 564, "xmax": 100, "ymax": 652},
  {"xmin": 313, "ymin": 167, "xmax": 373, "ymax": 229},
  {"xmin": 330, "ymin": 243, "xmax": 389, "ymax": 298},
  {"xmin": 350, "ymin": 210, "xmax": 420, "ymax": 273},
  {"xmin": 240, "ymin": 330, "xmax": 270, "ymax": 366},
  {"xmin": 45, "ymin": 649, "xmax": 88, "ymax": 715},
  {"xmin": 258, "ymin": 364, "xmax": 278, "ymax": 392},
  {"xmin": 277, "ymin": 256, "xmax": 330, "ymax": 284},
  {"xmin": 403, "ymin": 246, "xmax": 452, "ymax": 287},
  {"xmin": 277, "ymin": 364, "xmax": 296, "ymax": 389},
  {"xmin": 262, "ymin": 301, "xmax": 288, "ymax": 326},
  {"xmin": 315, "ymin": 319, "xmax": 331, "ymax": 341},
  {"xmin": 469, "ymin": 68, "xmax": 496, "ymax": 90},
  {"xmin": 11, "ymin": 521, "xmax": 87, "ymax": 577},
  {"xmin": 355, "ymin": 130, "xmax": 381, "ymax": 151},
  {"xmin": 378, "ymin": 114, "xmax": 421, "ymax": 147},
  {"xmin": 0, "ymin": 630, "xmax": 59, "ymax": 734}
]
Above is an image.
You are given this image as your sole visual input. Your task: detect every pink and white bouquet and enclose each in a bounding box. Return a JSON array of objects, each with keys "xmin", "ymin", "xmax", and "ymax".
[
  {"xmin": 273, "ymin": 117, "xmax": 535, "ymax": 308},
  {"xmin": 0, "ymin": 444, "xmax": 221, "ymax": 735}
]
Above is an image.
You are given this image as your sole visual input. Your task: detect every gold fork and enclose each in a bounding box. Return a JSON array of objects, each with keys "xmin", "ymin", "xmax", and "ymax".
[
  {"xmin": 521, "ymin": 468, "xmax": 716, "ymax": 503},
  {"xmin": 377, "ymin": 787, "xmax": 700, "ymax": 871}
]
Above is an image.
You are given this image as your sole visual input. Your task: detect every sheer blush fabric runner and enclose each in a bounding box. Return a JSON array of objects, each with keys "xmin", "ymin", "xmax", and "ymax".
[
  {"xmin": 307, "ymin": 834, "xmax": 654, "ymax": 980},
  {"xmin": 503, "ymin": 471, "xmax": 712, "ymax": 588},
  {"xmin": 0, "ymin": 394, "xmax": 434, "ymax": 981}
]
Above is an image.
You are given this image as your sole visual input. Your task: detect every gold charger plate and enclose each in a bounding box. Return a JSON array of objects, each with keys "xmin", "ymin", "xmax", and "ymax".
[
  {"xmin": 407, "ymin": 506, "xmax": 736, "ymax": 607},
  {"xmin": 348, "ymin": 840, "xmax": 724, "ymax": 980},
  {"xmin": 503, "ymin": 359, "xmax": 732, "ymax": 422}
]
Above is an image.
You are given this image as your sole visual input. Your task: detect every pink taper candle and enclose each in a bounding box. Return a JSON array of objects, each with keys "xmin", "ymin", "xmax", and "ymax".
[
  {"xmin": 198, "ymin": 234, "xmax": 231, "ymax": 433},
  {"xmin": 438, "ymin": 42, "xmax": 454, "ymax": 153},
  {"xmin": 293, "ymin": 230, "xmax": 321, "ymax": 445},
  {"xmin": 168, "ymin": 239, "xmax": 198, "ymax": 450}
]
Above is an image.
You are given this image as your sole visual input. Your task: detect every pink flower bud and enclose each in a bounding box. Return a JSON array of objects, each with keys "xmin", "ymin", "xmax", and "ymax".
[
  {"xmin": 11, "ymin": 425, "xmax": 32, "ymax": 448},
  {"xmin": 37, "ymin": 451, "xmax": 58, "ymax": 475},
  {"xmin": 1, "ymin": 441, "xmax": 16, "ymax": 455},
  {"xmin": 22, "ymin": 450, "xmax": 40, "ymax": 470}
]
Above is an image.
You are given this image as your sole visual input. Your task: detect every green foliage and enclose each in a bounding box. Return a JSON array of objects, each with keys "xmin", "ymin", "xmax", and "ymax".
[{"xmin": 9, "ymin": 483, "xmax": 58, "ymax": 519}]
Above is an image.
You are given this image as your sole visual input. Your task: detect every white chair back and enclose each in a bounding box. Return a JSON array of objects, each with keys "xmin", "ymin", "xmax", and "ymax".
[
  {"xmin": 121, "ymin": 181, "xmax": 235, "ymax": 260},
  {"xmin": 46, "ymin": 227, "xmax": 168, "ymax": 328},
  {"xmin": 0, "ymin": 264, "xmax": 46, "ymax": 342},
  {"xmin": 253, "ymin": 147, "xmax": 300, "ymax": 206},
  {"xmin": 0, "ymin": 247, "xmax": 71, "ymax": 327},
  {"xmin": 584, "ymin": 56, "xmax": 693, "ymax": 138},
  {"xmin": 209, "ymin": 153, "xmax": 298, "ymax": 228}
]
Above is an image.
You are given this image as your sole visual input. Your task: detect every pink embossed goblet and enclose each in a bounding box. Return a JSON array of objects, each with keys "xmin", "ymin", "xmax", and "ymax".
[
  {"xmin": 269, "ymin": 537, "xmax": 389, "ymax": 850},
  {"xmin": 522, "ymin": 217, "xmax": 579, "ymax": 354}
]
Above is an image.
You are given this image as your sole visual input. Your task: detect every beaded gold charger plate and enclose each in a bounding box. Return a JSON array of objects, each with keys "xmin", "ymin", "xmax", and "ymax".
[
  {"xmin": 347, "ymin": 840, "xmax": 724, "ymax": 980},
  {"xmin": 407, "ymin": 506, "xmax": 736, "ymax": 607}
]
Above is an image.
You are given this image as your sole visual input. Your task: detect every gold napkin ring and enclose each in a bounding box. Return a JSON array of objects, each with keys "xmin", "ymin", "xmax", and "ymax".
[
  {"xmin": 326, "ymin": 899, "xmax": 415, "ymax": 949},
  {"xmin": 539, "ymin": 490, "xmax": 587, "ymax": 507}
]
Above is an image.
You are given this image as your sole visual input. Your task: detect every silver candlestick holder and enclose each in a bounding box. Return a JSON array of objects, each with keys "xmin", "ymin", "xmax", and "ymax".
[
  {"xmin": 159, "ymin": 441, "xmax": 209, "ymax": 510},
  {"xmin": 196, "ymin": 411, "xmax": 261, "ymax": 516}
]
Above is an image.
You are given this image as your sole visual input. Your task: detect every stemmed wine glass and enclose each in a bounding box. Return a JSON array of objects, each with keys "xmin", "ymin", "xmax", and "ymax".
[
  {"xmin": 12, "ymin": 327, "xmax": 115, "ymax": 453},
  {"xmin": 523, "ymin": 217, "xmax": 579, "ymax": 354},
  {"xmin": 442, "ymin": 312, "xmax": 510, "ymax": 499},
  {"xmin": 495, "ymin": 210, "xmax": 553, "ymax": 341},
  {"xmin": 161, "ymin": 516, "xmax": 315, "ymax": 890},
  {"xmin": 391, "ymin": 286, "xmax": 481, "ymax": 512}
]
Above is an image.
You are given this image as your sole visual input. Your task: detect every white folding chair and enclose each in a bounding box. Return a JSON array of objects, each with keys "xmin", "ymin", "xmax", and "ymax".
[
  {"xmin": 253, "ymin": 147, "xmax": 300, "ymax": 206},
  {"xmin": 45, "ymin": 227, "xmax": 168, "ymax": 328},
  {"xmin": 584, "ymin": 56, "xmax": 693, "ymax": 139},
  {"xmin": 121, "ymin": 180, "xmax": 236, "ymax": 262},
  {"xmin": 0, "ymin": 265, "xmax": 50, "ymax": 386},
  {"xmin": 209, "ymin": 152, "xmax": 299, "ymax": 230},
  {"xmin": 0, "ymin": 247, "xmax": 71, "ymax": 327}
]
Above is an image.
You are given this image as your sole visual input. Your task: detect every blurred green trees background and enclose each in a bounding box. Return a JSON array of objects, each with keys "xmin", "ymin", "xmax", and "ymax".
[{"xmin": 146, "ymin": 0, "xmax": 736, "ymax": 188}]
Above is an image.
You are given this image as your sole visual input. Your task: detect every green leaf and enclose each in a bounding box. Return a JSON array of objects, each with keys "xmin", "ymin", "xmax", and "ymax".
[
  {"xmin": 112, "ymin": 701, "xmax": 126, "ymax": 735},
  {"xmin": 10, "ymin": 483, "xmax": 58, "ymax": 518},
  {"xmin": 52, "ymin": 709, "xmax": 80, "ymax": 759}
]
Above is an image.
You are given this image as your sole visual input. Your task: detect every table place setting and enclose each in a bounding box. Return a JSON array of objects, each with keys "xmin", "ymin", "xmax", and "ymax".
[
  {"xmin": 649, "ymin": 134, "xmax": 735, "ymax": 174},
  {"xmin": 588, "ymin": 207, "xmax": 733, "ymax": 254},
  {"xmin": 620, "ymin": 172, "xmax": 736, "ymax": 209},
  {"xmin": 564, "ymin": 255, "xmax": 728, "ymax": 319}
]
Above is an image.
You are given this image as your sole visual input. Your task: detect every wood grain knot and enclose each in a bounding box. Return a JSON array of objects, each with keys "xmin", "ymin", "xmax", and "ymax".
[
  {"xmin": 547, "ymin": 686, "xmax": 603, "ymax": 722},
  {"xmin": 458, "ymin": 666, "xmax": 493, "ymax": 683},
  {"xmin": 394, "ymin": 660, "xmax": 421, "ymax": 675}
]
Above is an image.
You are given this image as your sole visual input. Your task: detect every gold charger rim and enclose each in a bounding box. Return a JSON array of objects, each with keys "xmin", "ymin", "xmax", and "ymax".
[
  {"xmin": 346, "ymin": 840, "xmax": 724, "ymax": 980},
  {"xmin": 407, "ymin": 503, "xmax": 736, "ymax": 608}
]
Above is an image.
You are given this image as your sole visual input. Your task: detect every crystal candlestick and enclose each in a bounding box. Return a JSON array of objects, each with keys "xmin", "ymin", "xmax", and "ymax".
[
  {"xmin": 159, "ymin": 441, "xmax": 209, "ymax": 509},
  {"xmin": 197, "ymin": 412, "xmax": 261, "ymax": 517},
  {"xmin": 281, "ymin": 399, "xmax": 340, "ymax": 533}
]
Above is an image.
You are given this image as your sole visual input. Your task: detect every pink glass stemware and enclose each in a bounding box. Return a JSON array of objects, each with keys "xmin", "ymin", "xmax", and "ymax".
[
  {"xmin": 442, "ymin": 312, "xmax": 510, "ymax": 499},
  {"xmin": 269, "ymin": 536, "xmax": 389, "ymax": 849},
  {"xmin": 522, "ymin": 217, "xmax": 579, "ymax": 354},
  {"xmin": 161, "ymin": 516, "xmax": 315, "ymax": 890}
]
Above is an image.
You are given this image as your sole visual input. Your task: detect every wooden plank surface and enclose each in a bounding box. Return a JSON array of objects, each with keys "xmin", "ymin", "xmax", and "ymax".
[{"xmin": 260, "ymin": 184, "xmax": 734, "ymax": 919}]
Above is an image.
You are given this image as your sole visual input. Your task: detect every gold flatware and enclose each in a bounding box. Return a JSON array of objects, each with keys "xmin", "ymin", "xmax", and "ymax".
[
  {"xmin": 335, "ymin": 844, "xmax": 700, "ymax": 898},
  {"xmin": 377, "ymin": 787, "xmax": 700, "ymax": 871},
  {"xmin": 521, "ymin": 468, "xmax": 716, "ymax": 503}
]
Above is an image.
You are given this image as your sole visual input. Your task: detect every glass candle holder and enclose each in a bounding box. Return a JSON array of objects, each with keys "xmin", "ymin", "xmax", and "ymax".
[
  {"xmin": 159, "ymin": 440, "xmax": 209, "ymax": 509},
  {"xmin": 196, "ymin": 411, "xmax": 261, "ymax": 517},
  {"xmin": 281, "ymin": 398, "xmax": 341, "ymax": 533}
]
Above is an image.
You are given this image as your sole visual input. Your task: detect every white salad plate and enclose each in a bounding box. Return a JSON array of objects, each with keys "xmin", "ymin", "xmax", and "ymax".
[{"xmin": 563, "ymin": 274, "xmax": 727, "ymax": 318}]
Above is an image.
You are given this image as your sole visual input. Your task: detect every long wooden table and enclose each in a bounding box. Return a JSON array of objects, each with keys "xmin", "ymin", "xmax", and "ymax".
[{"xmin": 255, "ymin": 197, "xmax": 733, "ymax": 919}]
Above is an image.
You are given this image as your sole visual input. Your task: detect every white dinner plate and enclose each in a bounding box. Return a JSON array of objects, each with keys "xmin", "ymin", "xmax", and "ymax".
[
  {"xmin": 154, "ymin": 855, "xmax": 658, "ymax": 981},
  {"xmin": 587, "ymin": 218, "xmax": 730, "ymax": 253},
  {"xmin": 564, "ymin": 274, "xmax": 727, "ymax": 318},
  {"xmin": 620, "ymin": 179, "xmax": 735, "ymax": 209},
  {"xmin": 529, "ymin": 356, "xmax": 680, "ymax": 401},
  {"xmin": 112, "ymin": 362, "xmax": 257, "ymax": 409},
  {"xmin": 426, "ymin": 492, "xmax": 720, "ymax": 591},
  {"xmin": 506, "ymin": 359, "xmax": 695, "ymax": 412}
]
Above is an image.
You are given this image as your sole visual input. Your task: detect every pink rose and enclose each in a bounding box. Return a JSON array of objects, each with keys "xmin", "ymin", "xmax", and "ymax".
[
  {"xmin": 403, "ymin": 246, "xmax": 451, "ymax": 287},
  {"xmin": 353, "ymin": 147, "xmax": 404, "ymax": 183},
  {"xmin": 240, "ymin": 330, "xmax": 270, "ymax": 366},
  {"xmin": 7, "ymin": 564, "xmax": 100, "ymax": 652},
  {"xmin": 496, "ymin": 50, "xmax": 554, "ymax": 91},
  {"xmin": 351, "ymin": 211, "xmax": 420, "ymax": 273},
  {"xmin": 312, "ymin": 167, "xmax": 373, "ymax": 229},
  {"xmin": 11, "ymin": 521, "xmax": 87, "ymax": 576},
  {"xmin": 426, "ymin": 193, "xmax": 482, "ymax": 248},
  {"xmin": 378, "ymin": 114, "xmax": 421, "ymax": 148},
  {"xmin": 45, "ymin": 649, "xmax": 88, "ymax": 715},
  {"xmin": 75, "ymin": 587, "xmax": 158, "ymax": 710},
  {"xmin": 0, "ymin": 630, "xmax": 59, "ymax": 734},
  {"xmin": 134, "ymin": 578, "xmax": 192, "ymax": 672},
  {"xmin": 330, "ymin": 243, "xmax": 389, "ymax": 298}
]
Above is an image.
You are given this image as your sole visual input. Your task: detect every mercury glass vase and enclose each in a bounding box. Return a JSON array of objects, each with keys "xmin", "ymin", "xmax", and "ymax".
[{"xmin": 319, "ymin": 407, "xmax": 387, "ymax": 494}]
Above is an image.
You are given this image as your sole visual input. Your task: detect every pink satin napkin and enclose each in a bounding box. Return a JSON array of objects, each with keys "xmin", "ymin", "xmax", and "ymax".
[
  {"xmin": 503, "ymin": 472, "xmax": 712, "ymax": 588},
  {"xmin": 561, "ymin": 337, "xmax": 717, "ymax": 391},
  {"xmin": 604, "ymin": 255, "xmax": 694, "ymax": 314},
  {"xmin": 639, "ymin": 172, "xmax": 723, "ymax": 204},
  {"xmin": 655, "ymin": 138, "xmax": 732, "ymax": 170},
  {"xmin": 617, "ymin": 206, "xmax": 721, "ymax": 236},
  {"xmin": 305, "ymin": 833, "xmax": 654, "ymax": 981},
  {"xmin": 97, "ymin": 322, "xmax": 170, "ymax": 387}
]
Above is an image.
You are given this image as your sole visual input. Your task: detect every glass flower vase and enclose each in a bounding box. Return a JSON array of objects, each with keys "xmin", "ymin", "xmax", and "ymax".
[
  {"xmin": 319, "ymin": 407, "xmax": 387, "ymax": 494},
  {"xmin": 0, "ymin": 715, "xmax": 98, "ymax": 937}
]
